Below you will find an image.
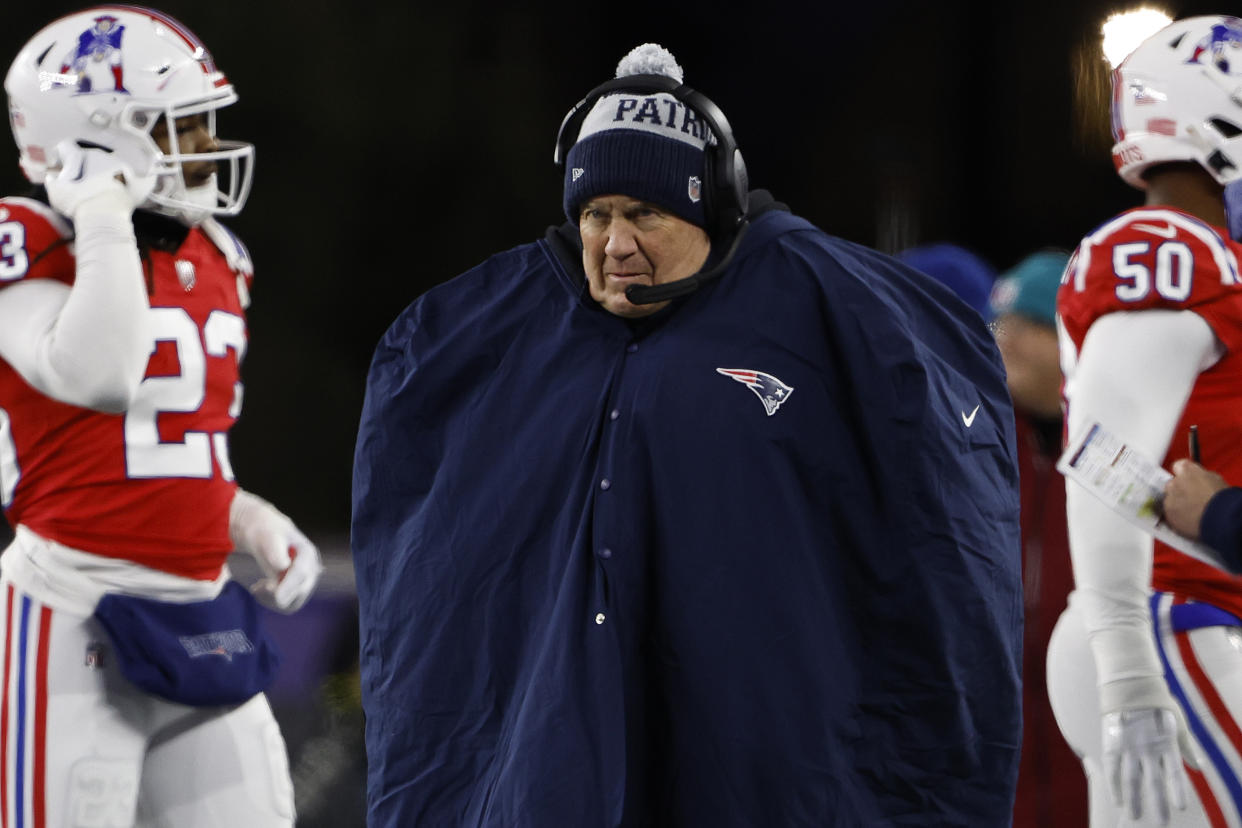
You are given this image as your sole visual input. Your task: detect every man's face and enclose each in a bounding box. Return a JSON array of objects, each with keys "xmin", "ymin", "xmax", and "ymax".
[
  {"xmin": 578, "ymin": 195, "xmax": 710, "ymax": 318},
  {"xmin": 150, "ymin": 112, "xmax": 218, "ymax": 188},
  {"xmin": 993, "ymin": 313, "xmax": 1062, "ymax": 419}
]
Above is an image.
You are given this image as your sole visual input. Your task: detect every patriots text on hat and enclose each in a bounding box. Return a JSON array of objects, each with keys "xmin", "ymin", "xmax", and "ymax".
[
  {"xmin": 598, "ymin": 44, "xmax": 711, "ymax": 147},
  {"xmin": 582, "ymin": 95, "xmax": 711, "ymax": 147}
]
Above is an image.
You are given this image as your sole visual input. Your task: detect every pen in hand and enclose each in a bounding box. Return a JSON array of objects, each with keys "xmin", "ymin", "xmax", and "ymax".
[{"xmin": 1189, "ymin": 425, "xmax": 1201, "ymax": 464}]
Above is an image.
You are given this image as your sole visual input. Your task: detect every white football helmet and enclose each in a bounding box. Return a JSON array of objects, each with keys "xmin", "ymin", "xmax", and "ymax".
[
  {"xmin": 1111, "ymin": 15, "xmax": 1242, "ymax": 190},
  {"xmin": 4, "ymin": 6, "xmax": 253, "ymax": 224}
]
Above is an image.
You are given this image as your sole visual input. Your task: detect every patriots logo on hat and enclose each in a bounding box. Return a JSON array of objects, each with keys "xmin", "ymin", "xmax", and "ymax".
[
  {"xmin": 716, "ymin": 368, "xmax": 795, "ymax": 416},
  {"xmin": 688, "ymin": 176, "xmax": 702, "ymax": 203}
]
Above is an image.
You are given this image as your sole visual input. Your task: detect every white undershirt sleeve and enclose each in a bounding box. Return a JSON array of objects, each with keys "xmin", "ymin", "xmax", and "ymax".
[
  {"xmin": 0, "ymin": 192, "xmax": 151, "ymax": 413},
  {"xmin": 1064, "ymin": 308, "xmax": 1221, "ymax": 711}
]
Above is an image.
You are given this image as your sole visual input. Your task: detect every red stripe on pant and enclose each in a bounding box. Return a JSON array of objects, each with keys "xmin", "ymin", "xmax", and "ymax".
[
  {"xmin": 1174, "ymin": 615, "xmax": 1237, "ymax": 828},
  {"xmin": 0, "ymin": 593, "xmax": 52, "ymax": 828}
]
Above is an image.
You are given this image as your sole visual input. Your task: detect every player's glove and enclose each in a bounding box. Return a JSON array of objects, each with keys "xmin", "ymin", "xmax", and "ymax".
[
  {"xmin": 44, "ymin": 140, "xmax": 155, "ymax": 219},
  {"xmin": 229, "ymin": 488, "xmax": 323, "ymax": 614},
  {"xmin": 1103, "ymin": 704, "xmax": 1199, "ymax": 825}
]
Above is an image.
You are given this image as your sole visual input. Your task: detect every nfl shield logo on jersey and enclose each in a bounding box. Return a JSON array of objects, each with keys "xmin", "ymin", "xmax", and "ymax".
[
  {"xmin": 175, "ymin": 259, "xmax": 196, "ymax": 291},
  {"xmin": 688, "ymin": 176, "xmax": 702, "ymax": 203}
]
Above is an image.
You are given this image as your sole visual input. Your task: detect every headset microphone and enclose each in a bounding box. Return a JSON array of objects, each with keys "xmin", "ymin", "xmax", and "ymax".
[{"xmin": 624, "ymin": 221, "xmax": 751, "ymax": 304}]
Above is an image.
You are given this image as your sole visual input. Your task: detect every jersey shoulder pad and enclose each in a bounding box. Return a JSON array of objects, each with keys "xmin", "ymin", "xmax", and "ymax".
[
  {"xmin": 1059, "ymin": 208, "xmax": 1241, "ymax": 323},
  {"xmin": 199, "ymin": 218, "xmax": 253, "ymax": 278},
  {"xmin": 0, "ymin": 197, "xmax": 74, "ymax": 287}
]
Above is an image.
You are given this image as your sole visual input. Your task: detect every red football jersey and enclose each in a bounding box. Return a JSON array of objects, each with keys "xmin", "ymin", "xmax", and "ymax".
[
  {"xmin": 0, "ymin": 196, "xmax": 252, "ymax": 579},
  {"xmin": 1058, "ymin": 206, "xmax": 1242, "ymax": 614}
]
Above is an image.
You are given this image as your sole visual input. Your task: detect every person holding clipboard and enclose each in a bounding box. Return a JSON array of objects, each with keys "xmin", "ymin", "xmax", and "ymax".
[{"xmin": 1162, "ymin": 428, "xmax": 1242, "ymax": 572}]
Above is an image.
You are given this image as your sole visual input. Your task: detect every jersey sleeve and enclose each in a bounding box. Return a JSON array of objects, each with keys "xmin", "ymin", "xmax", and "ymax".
[
  {"xmin": 1057, "ymin": 208, "xmax": 1242, "ymax": 353},
  {"xmin": 0, "ymin": 197, "xmax": 75, "ymax": 290}
]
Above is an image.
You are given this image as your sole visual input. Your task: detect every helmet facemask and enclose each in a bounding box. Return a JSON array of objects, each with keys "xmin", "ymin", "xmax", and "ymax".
[{"xmin": 133, "ymin": 95, "xmax": 254, "ymax": 225}]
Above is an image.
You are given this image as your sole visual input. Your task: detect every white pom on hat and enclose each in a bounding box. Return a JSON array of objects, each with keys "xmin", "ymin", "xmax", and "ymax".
[{"xmin": 615, "ymin": 43, "xmax": 684, "ymax": 82}]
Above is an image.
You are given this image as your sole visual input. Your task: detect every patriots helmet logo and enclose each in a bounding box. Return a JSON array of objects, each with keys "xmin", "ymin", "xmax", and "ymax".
[
  {"xmin": 716, "ymin": 368, "xmax": 794, "ymax": 416},
  {"xmin": 60, "ymin": 14, "xmax": 129, "ymax": 94},
  {"xmin": 1187, "ymin": 21, "xmax": 1242, "ymax": 75}
]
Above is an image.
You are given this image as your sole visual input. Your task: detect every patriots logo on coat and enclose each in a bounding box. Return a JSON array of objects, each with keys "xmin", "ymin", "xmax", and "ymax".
[{"xmin": 716, "ymin": 368, "xmax": 794, "ymax": 416}]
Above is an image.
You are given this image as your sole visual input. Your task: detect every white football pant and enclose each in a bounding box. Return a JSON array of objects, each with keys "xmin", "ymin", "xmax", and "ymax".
[
  {"xmin": 1048, "ymin": 591, "xmax": 1242, "ymax": 827},
  {"xmin": 0, "ymin": 530, "xmax": 295, "ymax": 828}
]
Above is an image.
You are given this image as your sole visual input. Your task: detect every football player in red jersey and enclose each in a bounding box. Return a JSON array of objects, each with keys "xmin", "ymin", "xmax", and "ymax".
[
  {"xmin": 0, "ymin": 7, "xmax": 320, "ymax": 827},
  {"xmin": 1048, "ymin": 14, "xmax": 1242, "ymax": 828}
]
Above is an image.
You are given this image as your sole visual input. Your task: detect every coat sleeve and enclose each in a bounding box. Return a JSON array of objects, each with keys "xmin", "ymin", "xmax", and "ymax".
[{"xmin": 1201, "ymin": 487, "xmax": 1242, "ymax": 572}]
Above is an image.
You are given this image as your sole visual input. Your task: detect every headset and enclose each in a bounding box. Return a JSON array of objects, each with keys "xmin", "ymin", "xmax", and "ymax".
[{"xmin": 553, "ymin": 74, "xmax": 751, "ymax": 304}]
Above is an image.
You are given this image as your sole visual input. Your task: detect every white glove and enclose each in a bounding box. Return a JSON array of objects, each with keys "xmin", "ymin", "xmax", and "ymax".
[
  {"xmin": 1103, "ymin": 707, "xmax": 1198, "ymax": 825},
  {"xmin": 44, "ymin": 140, "xmax": 155, "ymax": 219},
  {"xmin": 229, "ymin": 489, "xmax": 323, "ymax": 613}
]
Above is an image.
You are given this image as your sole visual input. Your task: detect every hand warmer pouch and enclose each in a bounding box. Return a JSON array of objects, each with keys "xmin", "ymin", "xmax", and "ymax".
[{"xmin": 93, "ymin": 581, "xmax": 281, "ymax": 706}]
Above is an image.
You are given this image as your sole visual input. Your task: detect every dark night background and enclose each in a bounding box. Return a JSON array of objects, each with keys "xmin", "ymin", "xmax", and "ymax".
[{"xmin": 1, "ymin": 0, "xmax": 1222, "ymax": 547}]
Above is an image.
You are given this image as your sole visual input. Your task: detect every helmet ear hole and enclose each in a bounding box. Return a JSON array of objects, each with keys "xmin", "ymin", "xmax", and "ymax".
[
  {"xmin": 1209, "ymin": 118, "xmax": 1242, "ymax": 138},
  {"xmin": 1207, "ymin": 149, "xmax": 1238, "ymax": 176}
]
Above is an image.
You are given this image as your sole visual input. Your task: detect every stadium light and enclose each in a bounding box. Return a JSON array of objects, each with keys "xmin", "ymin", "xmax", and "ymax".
[{"xmin": 1101, "ymin": 8, "xmax": 1173, "ymax": 68}]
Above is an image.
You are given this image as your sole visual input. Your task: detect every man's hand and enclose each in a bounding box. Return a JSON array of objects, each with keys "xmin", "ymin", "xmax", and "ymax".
[
  {"xmin": 1103, "ymin": 707, "xmax": 1196, "ymax": 825},
  {"xmin": 1163, "ymin": 459, "xmax": 1229, "ymax": 540},
  {"xmin": 229, "ymin": 489, "xmax": 323, "ymax": 613},
  {"xmin": 44, "ymin": 140, "xmax": 155, "ymax": 219}
]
